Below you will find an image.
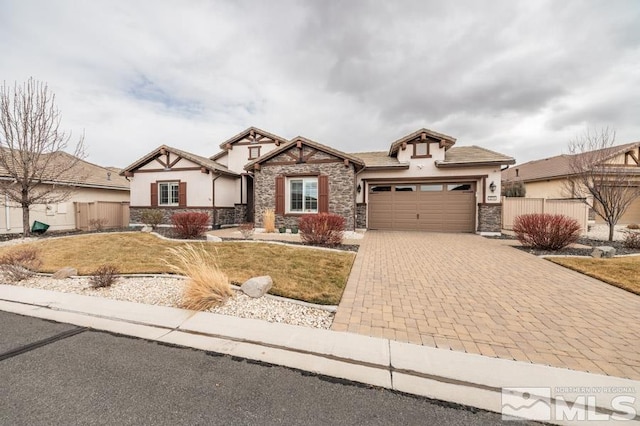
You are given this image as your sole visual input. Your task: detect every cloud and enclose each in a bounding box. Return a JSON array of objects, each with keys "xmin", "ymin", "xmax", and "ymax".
[{"xmin": 0, "ymin": 0, "xmax": 639, "ymax": 167}]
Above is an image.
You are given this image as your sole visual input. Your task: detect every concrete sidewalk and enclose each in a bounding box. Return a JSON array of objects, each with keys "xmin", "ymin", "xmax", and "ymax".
[{"xmin": 1, "ymin": 285, "xmax": 638, "ymax": 425}]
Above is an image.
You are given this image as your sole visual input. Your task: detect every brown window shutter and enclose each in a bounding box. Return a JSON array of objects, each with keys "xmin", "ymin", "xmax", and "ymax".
[
  {"xmin": 150, "ymin": 183, "xmax": 158, "ymax": 207},
  {"xmin": 179, "ymin": 182, "xmax": 187, "ymax": 207},
  {"xmin": 275, "ymin": 176, "xmax": 285, "ymax": 214},
  {"xmin": 318, "ymin": 175, "xmax": 329, "ymax": 213}
]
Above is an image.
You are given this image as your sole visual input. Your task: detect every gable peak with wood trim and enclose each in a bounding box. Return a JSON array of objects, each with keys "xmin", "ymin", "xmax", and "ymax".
[
  {"xmin": 244, "ymin": 136, "xmax": 365, "ymax": 171},
  {"xmin": 120, "ymin": 144, "xmax": 237, "ymax": 177}
]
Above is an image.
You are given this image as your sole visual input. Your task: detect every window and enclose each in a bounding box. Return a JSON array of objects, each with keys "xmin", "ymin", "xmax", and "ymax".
[
  {"xmin": 412, "ymin": 142, "xmax": 431, "ymax": 158},
  {"xmin": 447, "ymin": 183, "xmax": 472, "ymax": 191},
  {"xmin": 420, "ymin": 184, "xmax": 442, "ymax": 191},
  {"xmin": 248, "ymin": 146, "xmax": 261, "ymax": 160},
  {"xmin": 395, "ymin": 185, "xmax": 416, "ymax": 192},
  {"xmin": 370, "ymin": 185, "xmax": 392, "ymax": 193},
  {"xmin": 288, "ymin": 177, "xmax": 318, "ymax": 213},
  {"xmin": 159, "ymin": 182, "xmax": 179, "ymax": 205}
]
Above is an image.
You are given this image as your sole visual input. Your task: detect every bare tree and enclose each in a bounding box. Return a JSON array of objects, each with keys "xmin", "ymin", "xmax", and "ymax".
[
  {"xmin": 567, "ymin": 128, "xmax": 640, "ymax": 241},
  {"xmin": 0, "ymin": 78, "xmax": 86, "ymax": 236}
]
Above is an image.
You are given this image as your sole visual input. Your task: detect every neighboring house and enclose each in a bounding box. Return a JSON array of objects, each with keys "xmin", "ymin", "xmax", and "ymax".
[
  {"xmin": 501, "ymin": 142, "xmax": 640, "ymax": 224},
  {"xmin": 0, "ymin": 153, "xmax": 130, "ymax": 234},
  {"xmin": 123, "ymin": 127, "xmax": 514, "ymax": 234}
]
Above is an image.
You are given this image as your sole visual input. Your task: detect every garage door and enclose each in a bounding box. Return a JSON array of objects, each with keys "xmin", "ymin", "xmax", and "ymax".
[{"xmin": 368, "ymin": 183, "xmax": 476, "ymax": 232}]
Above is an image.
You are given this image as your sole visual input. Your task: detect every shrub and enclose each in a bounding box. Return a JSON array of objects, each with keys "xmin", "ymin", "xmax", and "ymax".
[
  {"xmin": 239, "ymin": 222, "xmax": 254, "ymax": 239},
  {"xmin": 513, "ymin": 213, "xmax": 581, "ymax": 250},
  {"xmin": 141, "ymin": 209, "xmax": 164, "ymax": 229},
  {"xmin": 627, "ymin": 223, "xmax": 640, "ymax": 230},
  {"xmin": 171, "ymin": 212, "xmax": 210, "ymax": 239},
  {"xmin": 623, "ymin": 230, "xmax": 640, "ymax": 249},
  {"xmin": 89, "ymin": 264, "xmax": 119, "ymax": 288},
  {"xmin": 0, "ymin": 247, "xmax": 42, "ymax": 282},
  {"xmin": 299, "ymin": 213, "xmax": 345, "ymax": 247},
  {"xmin": 166, "ymin": 245, "xmax": 232, "ymax": 310},
  {"xmin": 502, "ymin": 181, "xmax": 526, "ymax": 197},
  {"xmin": 263, "ymin": 209, "xmax": 275, "ymax": 233},
  {"xmin": 89, "ymin": 218, "xmax": 108, "ymax": 232}
]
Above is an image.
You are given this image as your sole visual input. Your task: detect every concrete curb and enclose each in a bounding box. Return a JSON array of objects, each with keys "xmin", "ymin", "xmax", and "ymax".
[{"xmin": 1, "ymin": 285, "xmax": 638, "ymax": 425}]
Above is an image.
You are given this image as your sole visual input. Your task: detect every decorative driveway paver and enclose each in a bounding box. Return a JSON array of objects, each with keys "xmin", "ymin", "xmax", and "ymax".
[{"xmin": 332, "ymin": 231, "xmax": 640, "ymax": 380}]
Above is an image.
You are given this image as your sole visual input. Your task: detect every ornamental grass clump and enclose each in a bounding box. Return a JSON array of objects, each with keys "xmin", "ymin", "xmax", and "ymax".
[
  {"xmin": 513, "ymin": 213, "xmax": 581, "ymax": 250},
  {"xmin": 0, "ymin": 246, "xmax": 42, "ymax": 282},
  {"xmin": 166, "ymin": 245, "xmax": 232, "ymax": 310},
  {"xmin": 263, "ymin": 209, "xmax": 275, "ymax": 233}
]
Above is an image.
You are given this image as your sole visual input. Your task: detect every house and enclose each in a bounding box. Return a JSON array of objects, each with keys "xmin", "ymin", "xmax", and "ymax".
[
  {"xmin": 122, "ymin": 127, "xmax": 515, "ymax": 234},
  {"xmin": 0, "ymin": 153, "xmax": 130, "ymax": 234},
  {"xmin": 501, "ymin": 142, "xmax": 640, "ymax": 224}
]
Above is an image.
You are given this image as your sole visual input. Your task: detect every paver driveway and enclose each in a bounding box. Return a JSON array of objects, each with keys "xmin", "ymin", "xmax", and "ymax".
[{"xmin": 332, "ymin": 231, "xmax": 640, "ymax": 380}]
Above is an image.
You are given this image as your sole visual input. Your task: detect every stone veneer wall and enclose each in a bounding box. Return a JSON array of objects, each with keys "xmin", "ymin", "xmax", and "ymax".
[
  {"xmin": 234, "ymin": 204, "xmax": 248, "ymax": 224},
  {"xmin": 253, "ymin": 147, "xmax": 356, "ymax": 230},
  {"xmin": 356, "ymin": 203, "xmax": 367, "ymax": 229},
  {"xmin": 477, "ymin": 203, "xmax": 502, "ymax": 233},
  {"xmin": 130, "ymin": 206, "xmax": 235, "ymax": 227}
]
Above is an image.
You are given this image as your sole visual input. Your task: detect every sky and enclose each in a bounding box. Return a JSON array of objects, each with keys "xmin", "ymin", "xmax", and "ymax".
[{"xmin": 1, "ymin": 0, "xmax": 639, "ymax": 168}]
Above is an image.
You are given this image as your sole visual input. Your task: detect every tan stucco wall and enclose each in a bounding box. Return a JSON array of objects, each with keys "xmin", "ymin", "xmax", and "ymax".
[
  {"xmin": 357, "ymin": 145, "xmax": 503, "ymax": 205},
  {"xmin": 224, "ymin": 141, "xmax": 280, "ymax": 173},
  {"xmin": 522, "ymin": 179, "xmax": 568, "ymax": 199},
  {"xmin": 0, "ymin": 186, "xmax": 129, "ymax": 234}
]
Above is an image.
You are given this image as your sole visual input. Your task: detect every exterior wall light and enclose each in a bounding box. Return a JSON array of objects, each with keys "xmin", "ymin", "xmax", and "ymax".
[{"xmin": 489, "ymin": 181, "xmax": 496, "ymax": 193}]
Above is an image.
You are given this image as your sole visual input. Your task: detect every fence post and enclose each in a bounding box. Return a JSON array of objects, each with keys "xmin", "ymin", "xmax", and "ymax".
[{"xmin": 541, "ymin": 198, "xmax": 546, "ymax": 214}]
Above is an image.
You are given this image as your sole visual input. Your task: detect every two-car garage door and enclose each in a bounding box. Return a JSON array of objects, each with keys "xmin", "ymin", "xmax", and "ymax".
[{"xmin": 368, "ymin": 182, "xmax": 476, "ymax": 232}]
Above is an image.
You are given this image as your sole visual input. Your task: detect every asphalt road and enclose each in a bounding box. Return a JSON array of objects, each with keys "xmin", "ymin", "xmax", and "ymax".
[{"xmin": 0, "ymin": 311, "xmax": 533, "ymax": 425}]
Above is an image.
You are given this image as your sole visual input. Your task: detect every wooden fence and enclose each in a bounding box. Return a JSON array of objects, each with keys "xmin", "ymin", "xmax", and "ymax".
[
  {"xmin": 502, "ymin": 197, "xmax": 589, "ymax": 233},
  {"xmin": 74, "ymin": 201, "xmax": 130, "ymax": 231}
]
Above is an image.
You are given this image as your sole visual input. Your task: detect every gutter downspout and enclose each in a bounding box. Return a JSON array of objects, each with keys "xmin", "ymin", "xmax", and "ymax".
[
  {"xmin": 5, "ymin": 194, "xmax": 10, "ymax": 231},
  {"xmin": 354, "ymin": 167, "xmax": 366, "ymax": 230},
  {"xmin": 212, "ymin": 173, "xmax": 221, "ymax": 228}
]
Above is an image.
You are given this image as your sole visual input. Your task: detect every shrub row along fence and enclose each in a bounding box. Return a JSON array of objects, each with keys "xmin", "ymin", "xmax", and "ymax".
[
  {"xmin": 502, "ymin": 197, "xmax": 589, "ymax": 233},
  {"xmin": 74, "ymin": 201, "xmax": 130, "ymax": 231}
]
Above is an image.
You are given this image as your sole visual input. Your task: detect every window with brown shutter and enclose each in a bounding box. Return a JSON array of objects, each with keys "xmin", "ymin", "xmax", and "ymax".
[
  {"xmin": 318, "ymin": 175, "xmax": 329, "ymax": 213},
  {"xmin": 150, "ymin": 183, "xmax": 158, "ymax": 207},
  {"xmin": 275, "ymin": 175, "xmax": 285, "ymax": 214},
  {"xmin": 179, "ymin": 182, "xmax": 187, "ymax": 207}
]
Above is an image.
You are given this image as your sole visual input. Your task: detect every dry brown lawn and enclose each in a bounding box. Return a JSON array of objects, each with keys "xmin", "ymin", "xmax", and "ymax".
[
  {"xmin": 548, "ymin": 256, "xmax": 640, "ymax": 295},
  {"xmin": 0, "ymin": 233, "xmax": 355, "ymax": 305}
]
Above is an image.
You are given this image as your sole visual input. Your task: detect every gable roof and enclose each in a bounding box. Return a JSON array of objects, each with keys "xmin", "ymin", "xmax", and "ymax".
[
  {"xmin": 388, "ymin": 128, "xmax": 457, "ymax": 156},
  {"xmin": 436, "ymin": 146, "xmax": 515, "ymax": 168},
  {"xmin": 502, "ymin": 141, "xmax": 640, "ymax": 182},
  {"xmin": 0, "ymin": 150, "xmax": 130, "ymax": 191},
  {"xmin": 349, "ymin": 151, "xmax": 409, "ymax": 169},
  {"xmin": 218, "ymin": 126, "xmax": 288, "ymax": 150},
  {"xmin": 244, "ymin": 136, "xmax": 365, "ymax": 171},
  {"xmin": 121, "ymin": 145, "xmax": 238, "ymax": 177}
]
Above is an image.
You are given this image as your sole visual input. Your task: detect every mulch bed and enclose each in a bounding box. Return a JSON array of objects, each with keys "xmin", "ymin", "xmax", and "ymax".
[{"xmin": 485, "ymin": 234, "xmax": 640, "ymax": 256}]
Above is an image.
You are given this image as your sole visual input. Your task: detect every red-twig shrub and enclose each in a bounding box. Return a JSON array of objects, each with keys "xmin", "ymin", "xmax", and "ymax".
[
  {"xmin": 299, "ymin": 213, "xmax": 345, "ymax": 246},
  {"xmin": 513, "ymin": 213, "xmax": 581, "ymax": 250},
  {"xmin": 623, "ymin": 230, "xmax": 640, "ymax": 249},
  {"xmin": 171, "ymin": 212, "xmax": 210, "ymax": 239}
]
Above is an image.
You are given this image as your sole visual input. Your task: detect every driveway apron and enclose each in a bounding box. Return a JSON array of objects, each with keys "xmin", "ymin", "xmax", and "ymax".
[{"xmin": 332, "ymin": 231, "xmax": 640, "ymax": 380}]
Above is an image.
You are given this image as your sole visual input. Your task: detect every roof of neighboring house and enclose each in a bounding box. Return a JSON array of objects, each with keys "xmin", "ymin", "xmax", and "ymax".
[
  {"xmin": 245, "ymin": 136, "xmax": 366, "ymax": 171},
  {"xmin": 436, "ymin": 146, "xmax": 516, "ymax": 168},
  {"xmin": 0, "ymin": 150, "xmax": 130, "ymax": 191},
  {"xmin": 121, "ymin": 145, "xmax": 238, "ymax": 177},
  {"xmin": 388, "ymin": 128, "xmax": 457, "ymax": 156},
  {"xmin": 218, "ymin": 126, "xmax": 288, "ymax": 150},
  {"xmin": 502, "ymin": 141, "xmax": 640, "ymax": 182},
  {"xmin": 349, "ymin": 151, "xmax": 409, "ymax": 169}
]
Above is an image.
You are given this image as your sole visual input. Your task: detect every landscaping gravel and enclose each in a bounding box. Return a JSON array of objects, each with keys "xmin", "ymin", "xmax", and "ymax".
[{"xmin": 8, "ymin": 275, "xmax": 334, "ymax": 329}]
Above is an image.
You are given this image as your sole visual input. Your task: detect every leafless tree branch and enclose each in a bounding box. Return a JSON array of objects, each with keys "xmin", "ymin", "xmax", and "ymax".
[{"xmin": 0, "ymin": 78, "xmax": 86, "ymax": 236}]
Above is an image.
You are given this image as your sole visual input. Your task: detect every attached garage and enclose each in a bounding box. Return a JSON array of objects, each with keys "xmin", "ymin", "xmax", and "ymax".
[{"xmin": 367, "ymin": 182, "xmax": 476, "ymax": 232}]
